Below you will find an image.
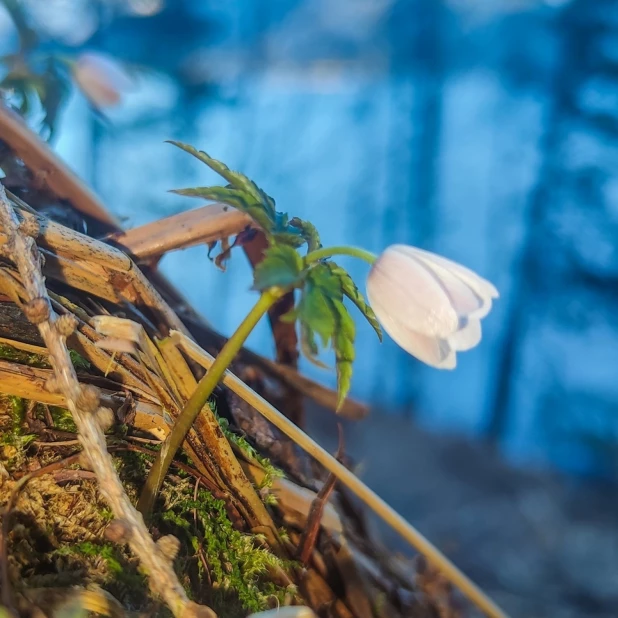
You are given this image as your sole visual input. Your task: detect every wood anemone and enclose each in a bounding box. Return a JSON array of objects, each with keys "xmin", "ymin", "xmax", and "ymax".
[{"xmin": 0, "ymin": 103, "xmax": 500, "ymax": 618}]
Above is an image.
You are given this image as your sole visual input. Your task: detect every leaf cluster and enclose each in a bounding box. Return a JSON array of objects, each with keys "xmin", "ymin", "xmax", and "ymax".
[{"xmin": 171, "ymin": 143, "xmax": 383, "ymax": 408}]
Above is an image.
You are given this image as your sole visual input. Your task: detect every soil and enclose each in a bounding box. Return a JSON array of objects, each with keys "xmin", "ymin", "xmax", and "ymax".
[{"xmin": 307, "ymin": 406, "xmax": 618, "ymax": 618}]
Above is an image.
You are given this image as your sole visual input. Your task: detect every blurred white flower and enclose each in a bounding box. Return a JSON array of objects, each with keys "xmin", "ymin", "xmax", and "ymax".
[
  {"xmin": 366, "ymin": 244, "xmax": 498, "ymax": 369},
  {"xmin": 72, "ymin": 52, "xmax": 133, "ymax": 108}
]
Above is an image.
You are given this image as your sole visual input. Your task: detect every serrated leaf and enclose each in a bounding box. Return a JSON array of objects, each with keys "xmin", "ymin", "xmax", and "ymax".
[
  {"xmin": 297, "ymin": 283, "xmax": 337, "ymax": 348},
  {"xmin": 289, "ymin": 217, "xmax": 322, "ymax": 252},
  {"xmin": 309, "ymin": 263, "xmax": 344, "ymax": 301},
  {"xmin": 327, "ymin": 262, "xmax": 382, "ymax": 341},
  {"xmin": 300, "ymin": 322, "xmax": 328, "ymax": 369},
  {"xmin": 167, "ymin": 141, "xmax": 276, "ymax": 218},
  {"xmin": 170, "ymin": 185, "xmax": 273, "ymax": 231},
  {"xmin": 271, "ymin": 212, "xmax": 306, "ymax": 247},
  {"xmin": 252, "ymin": 244, "xmax": 304, "ymax": 291},
  {"xmin": 292, "ymin": 263, "xmax": 344, "ymax": 349},
  {"xmin": 292, "ymin": 263, "xmax": 359, "ymax": 405},
  {"xmin": 272, "ymin": 230, "xmax": 307, "ymax": 248},
  {"xmin": 169, "ymin": 141, "xmax": 323, "ymax": 254},
  {"xmin": 327, "ymin": 297, "xmax": 355, "ymax": 410}
]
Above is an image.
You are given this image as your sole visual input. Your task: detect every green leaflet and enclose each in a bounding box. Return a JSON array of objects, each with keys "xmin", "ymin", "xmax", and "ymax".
[
  {"xmin": 271, "ymin": 211, "xmax": 306, "ymax": 247},
  {"xmin": 169, "ymin": 141, "xmax": 317, "ymax": 250},
  {"xmin": 167, "ymin": 140, "xmax": 277, "ymax": 218},
  {"xmin": 171, "ymin": 185, "xmax": 273, "ymax": 231},
  {"xmin": 327, "ymin": 297, "xmax": 355, "ymax": 410},
  {"xmin": 252, "ymin": 245, "xmax": 303, "ymax": 291},
  {"xmin": 299, "ymin": 321, "xmax": 327, "ymax": 369},
  {"xmin": 289, "ymin": 264, "xmax": 355, "ymax": 407},
  {"xmin": 327, "ymin": 262, "xmax": 382, "ymax": 341},
  {"xmin": 296, "ymin": 283, "xmax": 336, "ymax": 348},
  {"xmin": 289, "ymin": 217, "xmax": 322, "ymax": 252},
  {"xmin": 292, "ymin": 264, "xmax": 342, "ymax": 346}
]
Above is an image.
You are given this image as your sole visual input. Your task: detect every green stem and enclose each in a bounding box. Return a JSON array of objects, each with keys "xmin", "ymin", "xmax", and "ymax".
[
  {"xmin": 304, "ymin": 245, "xmax": 377, "ymax": 266},
  {"xmin": 137, "ymin": 287, "xmax": 284, "ymax": 517}
]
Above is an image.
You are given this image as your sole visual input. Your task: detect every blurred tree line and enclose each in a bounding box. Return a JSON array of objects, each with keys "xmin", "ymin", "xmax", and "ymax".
[{"xmin": 3, "ymin": 0, "xmax": 618, "ymax": 480}]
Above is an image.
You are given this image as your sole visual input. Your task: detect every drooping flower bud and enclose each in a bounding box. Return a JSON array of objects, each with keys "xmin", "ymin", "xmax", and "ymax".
[
  {"xmin": 72, "ymin": 52, "xmax": 133, "ymax": 108},
  {"xmin": 366, "ymin": 244, "xmax": 498, "ymax": 369}
]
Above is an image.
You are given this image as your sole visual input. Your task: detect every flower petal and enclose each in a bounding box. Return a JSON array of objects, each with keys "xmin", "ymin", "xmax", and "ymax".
[
  {"xmin": 397, "ymin": 246, "xmax": 497, "ymax": 320},
  {"xmin": 448, "ymin": 318, "xmax": 482, "ymax": 352},
  {"xmin": 403, "ymin": 246, "xmax": 499, "ymax": 300},
  {"xmin": 411, "ymin": 254, "xmax": 483, "ymax": 317},
  {"xmin": 367, "ymin": 247, "xmax": 459, "ymax": 338},
  {"xmin": 367, "ymin": 295, "xmax": 456, "ymax": 368}
]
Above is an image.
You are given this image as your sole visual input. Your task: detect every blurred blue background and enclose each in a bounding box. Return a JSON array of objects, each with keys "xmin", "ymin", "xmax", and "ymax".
[
  {"xmin": 2, "ymin": 0, "xmax": 617, "ymax": 475},
  {"xmin": 3, "ymin": 1, "xmax": 618, "ymax": 615}
]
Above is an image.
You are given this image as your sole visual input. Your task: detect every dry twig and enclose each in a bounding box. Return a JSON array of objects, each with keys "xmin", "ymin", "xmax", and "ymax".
[
  {"xmin": 107, "ymin": 203, "xmax": 254, "ymax": 262},
  {"xmin": 0, "ymin": 184, "xmax": 215, "ymax": 618},
  {"xmin": 297, "ymin": 425, "xmax": 344, "ymax": 565}
]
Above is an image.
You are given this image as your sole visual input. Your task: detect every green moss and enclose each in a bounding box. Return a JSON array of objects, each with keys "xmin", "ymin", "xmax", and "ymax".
[
  {"xmin": 55, "ymin": 541, "xmax": 124, "ymax": 576},
  {"xmin": 111, "ymin": 446, "xmax": 296, "ymax": 614},
  {"xmin": 0, "ymin": 395, "xmax": 36, "ymax": 468},
  {"xmin": 48, "ymin": 406, "xmax": 78, "ymax": 432},
  {"xmin": 0, "ymin": 342, "xmax": 90, "ymax": 372},
  {"xmin": 211, "ymin": 403, "xmax": 284, "ymax": 492},
  {"xmin": 7, "ymin": 395, "xmax": 25, "ymax": 432},
  {"xmin": 159, "ymin": 479, "xmax": 297, "ymax": 614},
  {"xmin": 69, "ymin": 350, "xmax": 91, "ymax": 371},
  {"xmin": 53, "ymin": 541, "xmax": 147, "ymax": 606},
  {"xmin": 0, "ymin": 343, "xmax": 49, "ymax": 368}
]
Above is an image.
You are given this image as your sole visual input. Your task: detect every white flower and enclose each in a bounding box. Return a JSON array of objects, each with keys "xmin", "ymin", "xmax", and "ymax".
[
  {"xmin": 72, "ymin": 52, "xmax": 133, "ymax": 108},
  {"xmin": 366, "ymin": 244, "xmax": 499, "ymax": 369}
]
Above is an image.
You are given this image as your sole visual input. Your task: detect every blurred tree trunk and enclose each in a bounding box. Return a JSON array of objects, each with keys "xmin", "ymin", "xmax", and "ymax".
[{"xmin": 486, "ymin": 0, "xmax": 615, "ymax": 448}]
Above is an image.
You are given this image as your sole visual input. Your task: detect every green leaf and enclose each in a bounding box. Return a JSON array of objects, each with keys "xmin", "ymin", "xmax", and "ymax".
[
  {"xmin": 167, "ymin": 141, "xmax": 276, "ymax": 218},
  {"xmin": 297, "ymin": 282, "xmax": 337, "ymax": 347},
  {"xmin": 327, "ymin": 262, "xmax": 382, "ymax": 341},
  {"xmin": 286, "ymin": 262, "xmax": 360, "ymax": 408},
  {"xmin": 299, "ymin": 322, "xmax": 328, "ymax": 369},
  {"xmin": 308, "ymin": 263, "xmax": 343, "ymax": 300},
  {"xmin": 271, "ymin": 212, "xmax": 306, "ymax": 247},
  {"xmin": 289, "ymin": 217, "xmax": 322, "ymax": 252},
  {"xmin": 252, "ymin": 244, "xmax": 304, "ymax": 291},
  {"xmin": 327, "ymin": 297, "xmax": 356, "ymax": 410},
  {"xmin": 293, "ymin": 263, "xmax": 344, "ymax": 345},
  {"xmin": 69, "ymin": 350, "xmax": 91, "ymax": 371},
  {"xmin": 171, "ymin": 185, "xmax": 273, "ymax": 231}
]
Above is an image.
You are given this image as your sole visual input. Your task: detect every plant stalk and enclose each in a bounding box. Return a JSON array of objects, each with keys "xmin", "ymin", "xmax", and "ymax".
[
  {"xmin": 304, "ymin": 245, "xmax": 377, "ymax": 266},
  {"xmin": 138, "ymin": 287, "xmax": 284, "ymax": 516}
]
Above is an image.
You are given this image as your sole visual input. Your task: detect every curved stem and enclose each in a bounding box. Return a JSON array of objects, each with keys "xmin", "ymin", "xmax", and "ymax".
[
  {"xmin": 138, "ymin": 287, "xmax": 284, "ymax": 517},
  {"xmin": 304, "ymin": 245, "xmax": 377, "ymax": 266}
]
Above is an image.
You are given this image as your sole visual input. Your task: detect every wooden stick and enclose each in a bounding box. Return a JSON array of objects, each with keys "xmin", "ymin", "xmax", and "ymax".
[{"xmin": 106, "ymin": 203, "xmax": 254, "ymax": 261}]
